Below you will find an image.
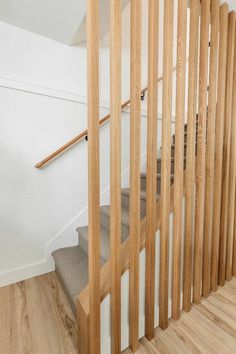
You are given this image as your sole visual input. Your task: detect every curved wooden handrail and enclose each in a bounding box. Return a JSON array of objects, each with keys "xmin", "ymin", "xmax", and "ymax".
[{"xmin": 35, "ymin": 68, "xmax": 179, "ymax": 169}]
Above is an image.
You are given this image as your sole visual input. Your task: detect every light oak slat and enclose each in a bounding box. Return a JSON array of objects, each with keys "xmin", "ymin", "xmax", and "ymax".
[
  {"xmin": 145, "ymin": 0, "xmax": 159, "ymax": 340},
  {"xmin": 77, "ymin": 300, "xmax": 89, "ymax": 354},
  {"xmin": 211, "ymin": 3, "xmax": 229, "ymax": 292},
  {"xmin": 110, "ymin": 0, "xmax": 122, "ymax": 352},
  {"xmin": 202, "ymin": 0, "xmax": 220, "ymax": 298},
  {"xmin": 183, "ymin": 0, "xmax": 200, "ymax": 312},
  {"xmin": 129, "ymin": 0, "xmax": 142, "ymax": 351},
  {"xmin": 226, "ymin": 26, "xmax": 236, "ymax": 281},
  {"xmin": 219, "ymin": 11, "xmax": 236, "ymax": 287},
  {"xmin": 159, "ymin": 0, "xmax": 174, "ymax": 330},
  {"xmin": 233, "ymin": 191, "xmax": 236, "ymax": 276},
  {"xmin": 172, "ymin": 0, "xmax": 188, "ymax": 321},
  {"xmin": 193, "ymin": 0, "xmax": 211, "ymax": 305},
  {"xmin": 87, "ymin": 0, "xmax": 101, "ymax": 352}
]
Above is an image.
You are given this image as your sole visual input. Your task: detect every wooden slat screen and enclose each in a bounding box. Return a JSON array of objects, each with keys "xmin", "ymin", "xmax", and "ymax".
[
  {"xmin": 172, "ymin": 0, "xmax": 188, "ymax": 321},
  {"xmin": 225, "ymin": 14, "xmax": 236, "ymax": 282},
  {"xmin": 159, "ymin": 0, "xmax": 174, "ymax": 330},
  {"xmin": 183, "ymin": 0, "xmax": 200, "ymax": 312},
  {"xmin": 110, "ymin": 0, "xmax": 122, "ymax": 352},
  {"xmin": 87, "ymin": 0, "xmax": 101, "ymax": 352},
  {"xmin": 145, "ymin": 0, "xmax": 159, "ymax": 340},
  {"xmin": 83, "ymin": 2, "xmax": 236, "ymax": 353},
  {"xmin": 219, "ymin": 11, "xmax": 236, "ymax": 287},
  {"xmin": 226, "ymin": 26, "xmax": 236, "ymax": 281},
  {"xmin": 129, "ymin": 0, "xmax": 142, "ymax": 351},
  {"xmin": 193, "ymin": 0, "xmax": 211, "ymax": 305},
  {"xmin": 202, "ymin": 0, "xmax": 219, "ymax": 299},
  {"xmin": 211, "ymin": 3, "xmax": 229, "ymax": 293}
]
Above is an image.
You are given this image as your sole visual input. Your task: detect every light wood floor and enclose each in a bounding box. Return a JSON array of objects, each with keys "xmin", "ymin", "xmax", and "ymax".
[
  {"xmin": 124, "ymin": 278, "xmax": 236, "ymax": 354},
  {"xmin": 0, "ymin": 273, "xmax": 235, "ymax": 354},
  {"xmin": 0, "ymin": 272, "xmax": 78, "ymax": 354}
]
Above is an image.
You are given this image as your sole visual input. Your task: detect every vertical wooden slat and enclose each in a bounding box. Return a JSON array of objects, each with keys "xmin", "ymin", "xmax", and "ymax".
[
  {"xmin": 145, "ymin": 0, "xmax": 159, "ymax": 341},
  {"xmin": 233, "ymin": 191, "xmax": 236, "ymax": 276},
  {"xmin": 129, "ymin": 0, "xmax": 142, "ymax": 351},
  {"xmin": 183, "ymin": 0, "xmax": 200, "ymax": 313},
  {"xmin": 87, "ymin": 0, "xmax": 101, "ymax": 352},
  {"xmin": 159, "ymin": 0, "xmax": 174, "ymax": 330},
  {"xmin": 202, "ymin": 0, "xmax": 220, "ymax": 298},
  {"xmin": 172, "ymin": 0, "xmax": 187, "ymax": 321},
  {"xmin": 226, "ymin": 26, "xmax": 236, "ymax": 281},
  {"xmin": 219, "ymin": 11, "xmax": 236, "ymax": 287},
  {"xmin": 193, "ymin": 0, "xmax": 210, "ymax": 305},
  {"xmin": 211, "ymin": 3, "xmax": 228, "ymax": 292},
  {"xmin": 110, "ymin": 0, "xmax": 121, "ymax": 352}
]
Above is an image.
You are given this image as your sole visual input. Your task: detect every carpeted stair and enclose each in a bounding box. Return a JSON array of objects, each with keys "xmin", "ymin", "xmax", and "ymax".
[{"xmin": 52, "ymin": 123, "xmax": 189, "ymax": 316}]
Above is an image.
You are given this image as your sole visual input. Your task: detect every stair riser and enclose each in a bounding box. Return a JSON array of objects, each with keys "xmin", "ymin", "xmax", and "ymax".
[
  {"xmin": 121, "ymin": 192, "xmax": 146, "ymax": 216},
  {"xmin": 55, "ymin": 267, "xmax": 77, "ymax": 316},
  {"xmin": 100, "ymin": 212, "xmax": 130, "ymax": 238},
  {"xmin": 78, "ymin": 230, "xmax": 110, "ymax": 261},
  {"xmin": 141, "ymin": 176, "xmax": 174, "ymax": 194},
  {"xmin": 79, "ymin": 234, "xmax": 89, "ymax": 258}
]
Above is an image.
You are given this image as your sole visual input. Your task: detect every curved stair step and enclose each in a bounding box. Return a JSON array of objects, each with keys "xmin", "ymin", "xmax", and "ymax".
[{"xmin": 52, "ymin": 246, "xmax": 105, "ymax": 315}]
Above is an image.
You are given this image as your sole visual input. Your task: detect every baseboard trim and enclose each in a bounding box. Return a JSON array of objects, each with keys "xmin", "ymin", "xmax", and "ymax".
[{"xmin": 0, "ymin": 258, "xmax": 54, "ymax": 288}]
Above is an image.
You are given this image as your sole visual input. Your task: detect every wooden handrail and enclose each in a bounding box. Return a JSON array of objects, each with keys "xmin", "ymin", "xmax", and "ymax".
[
  {"xmin": 35, "ymin": 87, "xmax": 147, "ymax": 169},
  {"xmin": 35, "ymin": 66, "xmax": 180, "ymax": 169}
]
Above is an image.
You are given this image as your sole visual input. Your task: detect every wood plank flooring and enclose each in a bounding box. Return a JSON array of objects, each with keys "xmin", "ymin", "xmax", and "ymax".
[
  {"xmin": 0, "ymin": 272, "xmax": 78, "ymax": 354},
  {"xmin": 0, "ymin": 273, "xmax": 235, "ymax": 353},
  {"xmin": 124, "ymin": 278, "xmax": 236, "ymax": 354}
]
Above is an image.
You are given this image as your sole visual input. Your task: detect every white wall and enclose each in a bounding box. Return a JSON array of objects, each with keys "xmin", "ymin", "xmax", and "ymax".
[
  {"xmin": 0, "ymin": 1, "xmax": 154, "ymax": 285},
  {"xmin": 0, "ymin": 0, "xmax": 180, "ymax": 287}
]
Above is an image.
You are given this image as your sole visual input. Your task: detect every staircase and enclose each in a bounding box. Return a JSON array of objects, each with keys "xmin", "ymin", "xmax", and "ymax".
[
  {"xmin": 52, "ymin": 123, "xmax": 188, "ymax": 317},
  {"xmin": 31, "ymin": 0, "xmax": 236, "ymax": 352}
]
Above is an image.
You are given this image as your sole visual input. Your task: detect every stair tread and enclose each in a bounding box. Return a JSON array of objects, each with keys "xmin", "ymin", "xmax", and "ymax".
[
  {"xmin": 52, "ymin": 246, "xmax": 105, "ymax": 315},
  {"xmin": 140, "ymin": 172, "xmax": 175, "ymax": 179},
  {"xmin": 121, "ymin": 187, "xmax": 160, "ymax": 200},
  {"xmin": 101, "ymin": 205, "xmax": 130, "ymax": 226}
]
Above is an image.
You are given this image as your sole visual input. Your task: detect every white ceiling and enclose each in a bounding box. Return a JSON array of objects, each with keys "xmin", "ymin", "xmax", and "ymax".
[
  {"xmin": 0, "ymin": 0, "xmax": 89, "ymax": 45},
  {"xmin": 0, "ymin": 0, "xmax": 129, "ymax": 45},
  {"xmin": 0, "ymin": 1, "xmax": 235, "ymax": 45}
]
